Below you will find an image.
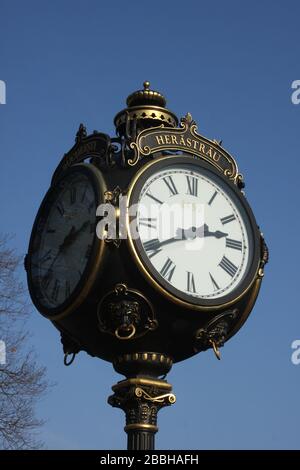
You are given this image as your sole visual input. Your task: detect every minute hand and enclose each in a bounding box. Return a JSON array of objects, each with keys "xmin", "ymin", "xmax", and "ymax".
[{"xmin": 150, "ymin": 224, "xmax": 227, "ymax": 251}]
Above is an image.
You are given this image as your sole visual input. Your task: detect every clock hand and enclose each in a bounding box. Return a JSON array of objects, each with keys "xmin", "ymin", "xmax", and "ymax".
[
  {"xmin": 60, "ymin": 221, "xmax": 89, "ymax": 250},
  {"xmin": 144, "ymin": 224, "xmax": 228, "ymax": 253},
  {"xmin": 202, "ymin": 224, "xmax": 228, "ymax": 239},
  {"xmin": 178, "ymin": 224, "xmax": 228, "ymax": 240},
  {"xmin": 39, "ymin": 221, "xmax": 90, "ymax": 281},
  {"xmin": 75, "ymin": 220, "xmax": 90, "ymax": 236},
  {"xmin": 39, "ymin": 225, "xmax": 77, "ymax": 278},
  {"xmin": 144, "ymin": 228, "xmax": 196, "ymax": 250},
  {"xmin": 59, "ymin": 225, "xmax": 77, "ymax": 250}
]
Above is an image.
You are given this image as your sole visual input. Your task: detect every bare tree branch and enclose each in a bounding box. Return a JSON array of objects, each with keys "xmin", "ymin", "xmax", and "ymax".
[{"xmin": 0, "ymin": 234, "xmax": 48, "ymax": 449}]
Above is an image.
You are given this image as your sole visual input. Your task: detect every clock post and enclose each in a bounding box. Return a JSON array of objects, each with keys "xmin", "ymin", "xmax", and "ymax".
[
  {"xmin": 108, "ymin": 353, "xmax": 175, "ymax": 450},
  {"xmin": 26, "ymin": 82, "xmax": 268, "ymax": 450}
]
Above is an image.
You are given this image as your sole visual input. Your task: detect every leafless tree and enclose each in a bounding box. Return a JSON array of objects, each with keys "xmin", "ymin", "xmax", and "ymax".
[{"xmin": 0, "ymin": 235, "xmax": 47, "ymax": 449}]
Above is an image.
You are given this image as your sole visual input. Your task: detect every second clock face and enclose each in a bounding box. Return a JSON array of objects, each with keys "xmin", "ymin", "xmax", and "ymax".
[
  {"xmin": 28, "ymin": 164, "xmax": 105, "ymax": 317},
  {"xmin": 128, "ymin": 156, "xmax": 258, "ymax": 307}
]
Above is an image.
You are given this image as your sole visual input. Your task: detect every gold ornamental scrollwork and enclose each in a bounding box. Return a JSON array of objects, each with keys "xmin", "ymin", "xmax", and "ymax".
[
  {"xmin": 129, "ymin": 113, "xmax": 239, "ymax": 183},
  {"xmin": 134, "ymin": 387, "xmax": 176, "ymax": 405}
]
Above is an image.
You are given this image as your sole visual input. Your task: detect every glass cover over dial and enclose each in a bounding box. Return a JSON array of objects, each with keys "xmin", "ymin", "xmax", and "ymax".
[
  {"xmin": 132, "ymin": 160, "xmax": 255, "ymax": 303},
  {"xmin": 29, "ymin": 168, "xmax": 98, "ymax": 310}
]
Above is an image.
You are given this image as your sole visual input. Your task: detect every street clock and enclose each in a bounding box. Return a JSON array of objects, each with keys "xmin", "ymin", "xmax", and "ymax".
[{"xmin": 25, "ymin": 82, "xmax": 268, "ymax": 449}]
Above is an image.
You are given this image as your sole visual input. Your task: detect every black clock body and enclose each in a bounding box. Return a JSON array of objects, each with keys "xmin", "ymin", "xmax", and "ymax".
[
  {"xmin": 27, "ymin": 153, "xmax": 263, "ymax": 364},
  {"xmin": 26, "ymin": 86, "xmax": 268, "ymax": 368}
]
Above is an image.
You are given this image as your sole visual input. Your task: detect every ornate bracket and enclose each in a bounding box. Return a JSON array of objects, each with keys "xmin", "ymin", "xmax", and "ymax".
[
  {"xmin": 194, "ymin": 309, "xmax": 239, "ymax": 359},
  {"xmin": 101, "ymin": 186, "xmax": 123, "ymax": 247},
  {"xmin": 97, "ymin": 283, "xmax": 158, "ymax": 341},
  {"xmin": 51, "ymin": 124, "xmax": 112, "ymax": 185},
  {"xmin": 258, "ymin": 234, "xmax": 269, "ymax": 278},
  {"xmin": 129, "ymin": 113, "xmax": 241, "ymax": 183},
  {"xmin": 104, "ymin": 186, "xmax": 122, "ymax": 206}
]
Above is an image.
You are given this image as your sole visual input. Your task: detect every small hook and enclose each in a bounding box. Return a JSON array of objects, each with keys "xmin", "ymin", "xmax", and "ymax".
[
  {"xmin": 64, "ymin": 352, "xmax": 76, "ymax": 366},
  {"xmin": 209, "ymin": 339, "xmax": 221, "ymax": 360}
]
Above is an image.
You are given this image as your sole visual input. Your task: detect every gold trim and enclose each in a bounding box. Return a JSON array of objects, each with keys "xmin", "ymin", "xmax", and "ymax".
[
  {"xmin": 227, "ymin": 277, "xmax": 262, "ymax": 339},
  {"xmin": 46, "ymin": 164, "xmax": 107, "ymax": 320},
  {"xmin": 115, "ymin": 352, "xmax": 172, "ymax": 366},
  {"xmin": 135, "ymin": 387, "xmax": 176, "ymax": 404},
  {"xmin": 115, "ymin": 323, "xmax": 136, "ymax": 340},
  {"xmin": 126, "ymin": 155, "xmax": 261, "ymax": 313},
  {"xmin": 126, "ymin": 81, "xmax": 166, "ymax": 108},
  {"xmin": 129, "ymin": 114, "xmax": 239, "ymax": 180},
  {"xmin": 124, "ymin": 423, "xmax": 158, "ymax": 433},
  {"xmin": 98, "ymin": 285, "xmax": 157, "ymax": 340},
  {"xmin": 209, "ymin": 339, "xmax": 221, "ymax": 360},
  {"xmin": 114, "ymin": 105, "xmax": 178, "ymax": 130},
  {"xmin": 112, "ymin": 378, "xmax": 172, "ymax": 392}
]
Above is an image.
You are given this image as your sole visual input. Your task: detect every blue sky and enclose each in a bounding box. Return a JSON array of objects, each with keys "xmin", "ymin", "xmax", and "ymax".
[{"xmin": 0, "ymin": 0, "xmax": 299, "ymax": 449}]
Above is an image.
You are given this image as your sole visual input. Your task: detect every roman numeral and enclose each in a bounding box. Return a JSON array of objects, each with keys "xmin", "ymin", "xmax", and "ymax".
[
  {"xmin": 219, "ymin": 256, "xmax": 238, "ymax": 277},
  {"xmin": 81, "ymin": 184, "xmax": 88, "ymax": 202},
  {"xmin": 226, "ymin": 238, "xmax": 242, "ymax": 251},
  {"xmin": 139, "ymin": 218, "xmax": 157, "ymax": 229},
  {"xmin": 208, "ymin": 190, "xmax": 218, "ymax": 205},
  {"xmin": 163, "ymin": 176, "xmax": 178, "ymax": 196},
  {"xmin": 143, "ymin": 239, "xmax": 162, "ymax": 258},
  {"xmin": 160, "ymin": 258, "xmax": 176, "ymax": 282},
  {"xmin": 187, "ymin": 271, "xmax": 196, "ymax": 293},
  {"xmin": 209, "ymin": 273, "xmax": 220, "ymax": 291},
  {"xmin": 70, "ymin": 187, "xmax": 77, "ymax": 205},
  {"xmin": 51, "ymin": 279, "xmax": 60, "ymax": 301},
  {"xmin": 186, "ymin": 176, "xmax": 198, "ymax": 197},
  {"xmin": 41, "ymin": 270, "xmax": 53, "ymax": 290},
  {"xmin": 39, "ymin": 249, "xmax": 52, "ymax": 264},
  {"xmin": 85, "ymin": 244, "xmax": 92, "ymax": 259},
  {"xmin": 56, "ymin": 201, "xmax": 65, "ymax": 216},
  {"xmin": 65, "ymin": 280, "xmax": 71, "ymax": 298},
  {"xmin": 220, "ymin": 214, "xmax": 236, "ymax": 225},
  {"xmin": 146, "ymin": 192, "xmax": 163, "ymax": 205}
]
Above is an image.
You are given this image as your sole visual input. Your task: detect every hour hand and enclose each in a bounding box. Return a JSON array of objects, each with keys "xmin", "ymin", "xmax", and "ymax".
[
  {"xmin": 203, "ymin": 224, "xmax": 228, "ymax": 239},
  {"xmin": 60, "ymin": 225, "xmax": 76, "ymax": 250},
  {"xmin": 213, "ymin": 230, "xmax": 228, "ymax": 239},
  {"xmin": 60, "ymin": 221, "xmax": 89, "ymax": 250},
  {"xmin": 187, "ymin": 224, "xmax": 228, "ymax": 239}
]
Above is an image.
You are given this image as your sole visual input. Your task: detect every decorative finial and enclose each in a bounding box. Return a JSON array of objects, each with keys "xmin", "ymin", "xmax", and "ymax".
[
  {"xmin": 75, "ymin": 123, "xmax": 87, "ymax": 143},
  {"xmin": 115, "ymin": 82, "xmax": 178, "ymax": 134}
]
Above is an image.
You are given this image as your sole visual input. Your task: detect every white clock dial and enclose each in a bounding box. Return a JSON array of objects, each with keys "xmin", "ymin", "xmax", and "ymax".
[{"xmin": 135, "ymin": 164, "xmax": 252, "ymax": 301}]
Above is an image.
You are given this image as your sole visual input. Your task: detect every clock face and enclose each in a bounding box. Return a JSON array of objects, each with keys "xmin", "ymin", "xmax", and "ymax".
[
  {"xmin": 28, "ymin": 164, "xmax": 105, "ymax": 316},
  {"xmin": 127, "ymin": 155, "xmax": 260, "ymax": 308}
]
